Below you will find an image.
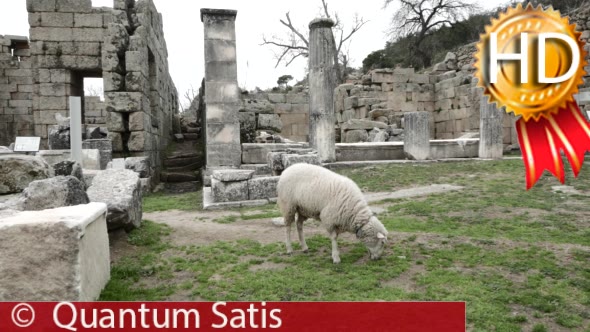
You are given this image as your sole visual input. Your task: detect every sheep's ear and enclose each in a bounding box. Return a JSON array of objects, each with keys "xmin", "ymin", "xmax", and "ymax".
[{"xmin": 377, "ymin": 232, "xmax": 386, "ymax": 239}]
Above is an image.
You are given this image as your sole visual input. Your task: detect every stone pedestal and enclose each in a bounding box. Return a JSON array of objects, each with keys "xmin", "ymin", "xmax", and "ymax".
[
  {"xmin": 404, "ymin": 112, "xmax": 430, "ymax": 160},
  {"xmin": 479, "ymin": 96, "xmax": 504, "ymax": 159},
  {"xmin": 201, "ymin": 9, "xmax": 242, "ymax": 168},
  {"xmin": 308, "ymin": 18, "xmax": 337, "ymax": 163},
  {"xmin": 211, "ymin": 169, "xmax": 254, "ymax": 202},
  {"xmin": 0, "ymin": 203, "xmax": 110, "ymax": 301}
]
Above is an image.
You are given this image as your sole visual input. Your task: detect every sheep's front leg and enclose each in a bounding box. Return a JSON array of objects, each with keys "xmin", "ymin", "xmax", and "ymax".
[
  {"xmin": 329, "ymin": 231, "xmax": 341, "ymax": 264},
  {"xmin": 296, "ymin": 214, "xmax": 308, "ymax": 253}
]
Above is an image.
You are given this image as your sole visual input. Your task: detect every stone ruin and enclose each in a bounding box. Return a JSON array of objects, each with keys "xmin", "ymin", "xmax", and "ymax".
[
  {"xmin": 0, "ymin": 0, "xmax": 179, "ymax": 301},
  {"xmin": 1, "ymin": 0, "xmax": 179, "ymax": 184},
  {"xmin": 199, "ymin": 4, "xmax": 590, "ymax": 209},
  {"xmin": 1, "ymin": 1, "xmax": 590, "ymax": 300}
]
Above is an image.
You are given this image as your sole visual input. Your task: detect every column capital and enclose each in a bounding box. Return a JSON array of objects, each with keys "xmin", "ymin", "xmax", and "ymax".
[
  {"xmin": 309, "ymin": 18, "xmax": 334, "ymax": 29},
  {"xmin": 201, "ymin": 8, "xmax": 238, "ymax": 22}
]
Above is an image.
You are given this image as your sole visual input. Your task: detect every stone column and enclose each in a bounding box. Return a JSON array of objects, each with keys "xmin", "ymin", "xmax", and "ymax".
[
  {"xmin": 69, "ymin": 97, "xmax": 83, "ymax": 165},
  {"xmin": 404, "ymin": 112, "xmax": 430, "ymax": 160},
  {"xmin": 308, "ymin": 18, "xmax": 337, "ymax": 163},
  {"xmin": 201, "ymin": 9, "xmax": 241, "ymax": 168},
  {"xmin": 479, "ymin": 96, "xmax": 504, "ymax": 159}
]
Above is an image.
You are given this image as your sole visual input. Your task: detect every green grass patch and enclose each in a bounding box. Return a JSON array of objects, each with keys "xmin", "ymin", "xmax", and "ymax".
[
  {"xmin": 105, "ymin": 160, "xmax": 590, "ymax": 330},
  {"xmin": 143, "ymin": 191, "xmax": 202, "ymax": 212}
]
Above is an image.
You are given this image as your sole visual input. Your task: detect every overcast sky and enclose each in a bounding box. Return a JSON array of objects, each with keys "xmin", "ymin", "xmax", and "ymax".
[{"xmin": 0, "ymin": 0, "xmax": 508, "ymax": 106}]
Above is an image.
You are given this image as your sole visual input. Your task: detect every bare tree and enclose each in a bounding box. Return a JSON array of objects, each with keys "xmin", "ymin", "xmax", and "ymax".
[
  {"xmin": 385, "ymin": 0, "xmax": 479, "ymax": 68},
  {"xmin": 262, "ymin": 0, "xmax": 368, "ymax": 83},
  {"xmin": 180, "ymin": 85, "xmax": 198, "ymax": 113},
  {"xmin": 84, "ymin": 83, "xmax": 104, "ymax": 99}
]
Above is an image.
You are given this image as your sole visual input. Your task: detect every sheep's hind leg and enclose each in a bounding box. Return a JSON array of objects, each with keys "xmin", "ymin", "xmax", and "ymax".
[
  {"xmin": 296, "ymin": 213, "xmax": 308, "ymax": 253},
  {"xmin": 329, "ymin": 230, "xmax": 341, "ymax": 264},
  {"xmin": 284, "ymin": 209, "xmax": 296, "ymax": 255}
]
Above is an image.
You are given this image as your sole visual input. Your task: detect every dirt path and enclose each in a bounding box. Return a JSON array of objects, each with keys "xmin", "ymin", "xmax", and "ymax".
[{"xmin": 142, "ymin": 209, "xmax": 357, "ymax": 247}]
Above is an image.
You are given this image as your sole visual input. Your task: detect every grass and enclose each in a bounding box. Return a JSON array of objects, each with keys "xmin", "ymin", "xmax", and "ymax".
[
  {"xmin": 143, "ymin": 191, "xmax": 202, "ymax": 213},
  {"xmin": 103, "ymin": 159, "xmax": 590, "ymax": 331}
]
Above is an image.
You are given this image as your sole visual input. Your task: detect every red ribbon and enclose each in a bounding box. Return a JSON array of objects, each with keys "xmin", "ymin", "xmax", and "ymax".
[{"xmin": 516, "ymin": 101, "xmax": 590, "ymax": 189}]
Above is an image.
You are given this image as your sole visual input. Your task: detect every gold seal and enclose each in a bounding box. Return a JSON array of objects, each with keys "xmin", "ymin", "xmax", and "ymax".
[{"xmin": 475, "ymin": 4, "xmax": 587, "ymax": 121}]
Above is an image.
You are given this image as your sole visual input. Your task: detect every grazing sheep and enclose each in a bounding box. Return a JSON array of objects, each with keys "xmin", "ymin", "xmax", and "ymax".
[{"xmin": 277, "ymin": 163, "xmax": 388, "ymax": 263}]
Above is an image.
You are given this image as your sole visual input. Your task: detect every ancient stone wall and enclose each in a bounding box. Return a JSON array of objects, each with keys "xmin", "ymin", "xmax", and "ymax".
[
  {"xmin": 28, "ymin": 0, "xmax": 110, "ymax": 144},
  {"xmin": 572, "ymin": 5, "xmax": 590, "ymax": 113},
  {"xmin": 0, "ymin": 35, "xmax": 34, "ymax": 146},
  {"xmin": 84, "ymin": 96, "xmax": 105, "ymax": 125},
  {"xmin": 239, "ymin": 88, "xmax": 309, "ymax": 143},
  {"xmin": 0, "ymin": 0, "xmax": 179, "ymax": 181},
  {"xmin": 102, "ymin": 0, "xmax": 178, "ymax": 177}
]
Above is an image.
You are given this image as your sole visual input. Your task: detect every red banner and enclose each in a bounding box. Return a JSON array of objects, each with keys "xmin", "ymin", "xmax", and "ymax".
[
  {"xmin": 0, "ymin": 301, "xmax": 465, "ymax": 331},
  {"xmin": 516, "ymin": 101, "xmax": 590, "ymax": 189}
]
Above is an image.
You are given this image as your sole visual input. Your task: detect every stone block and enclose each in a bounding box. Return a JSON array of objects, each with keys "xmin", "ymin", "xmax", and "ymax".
[
  {"xmin": 39, "ymin": 12, "xmax": 74, "ymax": 27},
  {"xmin": 211, "ymin": 178, "xmax": 249, "ymax": 202},
  {"xmin": 205, "ymin": 61, "xmax": 238, "ymax": 81},
  {"xmin": 479, "ymin": 96, "xmax": 504, "ymax": 159},
  {"xmin": 204, "ymin": 39, "xmax": 236, "ymax": 62},
  {"xmin": 125, "ymin": 71, "xmax": 148, "ymax": 92},
  {"xmin": 0, "ymin": 155, "xmax": 51, "ymax": 194},
  {"xmin": 281, "ymin": 153, "xmax": 321, "ymax": 170},
  {"xmin": 87, "ymin": 169, "xmax": 142, "ymax": 231},
  {"xmin": 129, "ymin": 111, "xmax": 150, "ymax": 131},
  {"xmin": 241, "ymin": 143, "xmax": 305, "ymax": 164},
  {"xmin": 105, "ymin": 92, "xmax": 145, "ymax": 113},
  {"xmin": 404, "ymin": 112, "xmax": 430, "ymax": 160},
  {"xmin": 53, "ymin": 160, "xmax": 84, "ymax": 183},
  {"xmin": 344, "ymin": 96, "xmax": 358, "ymax": 110},
  {"xmin": 0, "ymin": 203, "xmax": 110, "ymax": 301},
  {"xmin": 286, "ymin": 93, "xmax": 308, "ymax": 104},
  {"xmin": 26, "ymin": 0, "xmax": 57, "ymax": 12},
  {"xmin": 20, "ymin": 176, "xmax": 89, "ymax": 211},
  {"xmin": 206, "ymin": 143, "xmax": 242, "ymax": 167},
  {"xmin": 56, "ymin": 0, "xmax": 92, "ymax": 12},
  {"xmin": 202, "ymin": 11, "xmax": 237, "ymax": 40},
  {"xmin": 206, "ymin": 123, "xmax": 240, "ymax": 145},
  {"xmin": 248, "ymin": 176, "xmax": 279, "ymax": 200},
  {"xmin": 30, "ymin": 27, "xmax": 73, "ymax": 42},
  {"xmin": 212, "ymin": 169, "xmax": 254, "ymax": 182},
  {"xmin": 371, "ymin": 70, "xmax": 394, "ymax": 83},
  {"xmin": 106, "ymin": 111, "xmax": 125, "ymax": 132},
  {"xmin": 74, "ymin": 13, "xmax": 104, "ymax": 27},
  {"xmin": 125, "ymin": 50, "xmax": 148, "ymax": 76},
  {"xmin": 125, "ymin": 156, "xmax": 151, "ymax": 178},
  {"xmin": 341, "ymin": 119, "xmax": 388, "ymax": 130},
  {"xmin": 268, "ymin": 93, "xmax": 285, "ymax": 103},
  {"xmin": 207, "ymin": 103, "xmax": 239, "ymax": 123},
  {"xmin": 258, "ymin": 113, "xmax": 282, "ymax": 132},
  {"xmin": 343, "ymin": 129, "xmax": 369, "ymax": 143},
  {"xmin": 128, "ymin": 132, "xmax": 152, "ymax": 151},
  {"xmin": 103, "ymin": 72, "xmax": 124, "ymax": 92},
  {"xmin": 204, "ymin": 82, "xmax": 240, "ymax": 104},
  {"xmin": 83, "ymin": 139, "xmax": 112, "ymax": 170}
]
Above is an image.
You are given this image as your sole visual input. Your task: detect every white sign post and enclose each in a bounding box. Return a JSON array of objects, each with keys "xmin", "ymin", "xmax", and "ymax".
[{"xmin": 69, "ymin": 97, "xmax": 83, "ymax": 165}]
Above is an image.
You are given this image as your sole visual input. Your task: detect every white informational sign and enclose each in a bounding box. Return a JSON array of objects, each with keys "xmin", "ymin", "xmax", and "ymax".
[{"xmin": 14, "ymin": 137, "xmax": 41, "ymax": 152}]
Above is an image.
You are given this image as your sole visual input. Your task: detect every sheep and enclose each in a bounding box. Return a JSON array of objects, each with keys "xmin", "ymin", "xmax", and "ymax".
[{"xmin": 277, "ymin": 163, "xmax": 388, "ymax": 263}]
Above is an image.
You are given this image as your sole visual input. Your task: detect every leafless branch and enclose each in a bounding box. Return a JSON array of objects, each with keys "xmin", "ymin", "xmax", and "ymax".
[{"xmin": 384, "ymin": 0, "xmax": 479, "ymax": 67}]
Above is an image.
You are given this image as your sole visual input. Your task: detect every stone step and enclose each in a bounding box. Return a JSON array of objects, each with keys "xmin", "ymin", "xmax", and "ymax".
[
  {"xmin": 182, "ymin": 133, "xmax": 199, "ymax": 141},
  {"xmin": 166, "ymin": 162, "xmax": 202, "ymax": 173},
  {"xmin": 164, "ymin": 181, "xmax": 200, "ymax": 194},
  {"xmin": 161, "ymin": 171, "xmax": 200, "ymax": 183},
  {"xmin": 164, "ymin": 156, "xmax": 201, "ymax": 168}
]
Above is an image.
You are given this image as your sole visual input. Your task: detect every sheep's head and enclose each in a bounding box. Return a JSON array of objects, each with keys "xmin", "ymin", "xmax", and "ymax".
[{"xmin": 357, "ymin": 216, "xmax": 388, "ymax": 260}]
